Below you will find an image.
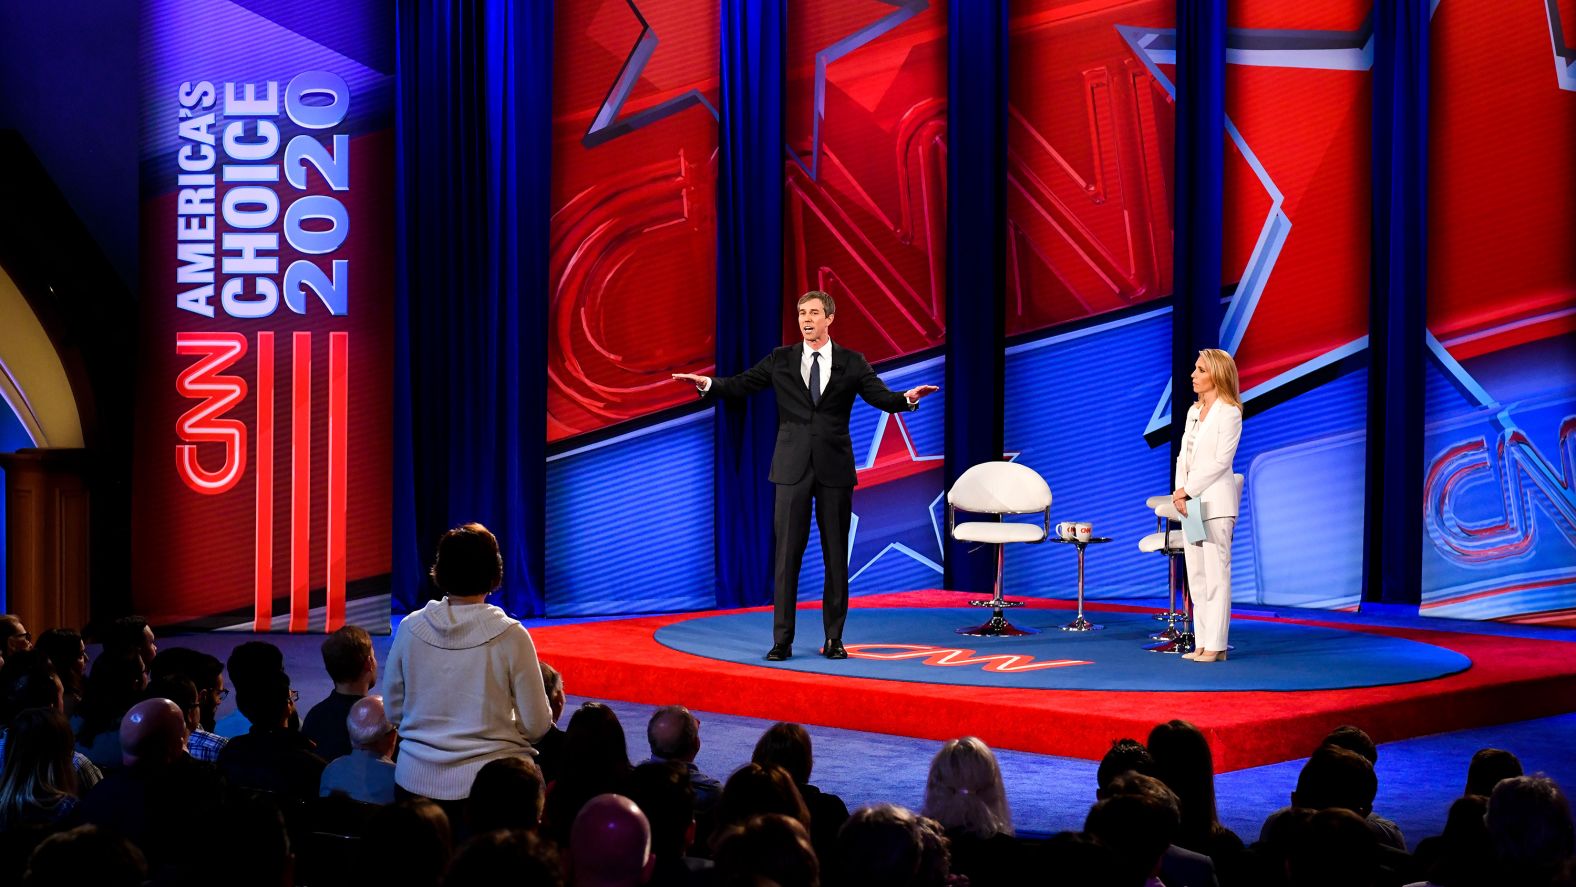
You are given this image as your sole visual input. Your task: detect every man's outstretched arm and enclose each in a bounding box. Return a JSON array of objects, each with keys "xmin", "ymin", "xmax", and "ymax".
[
  {"xmin": 672, "ymin": 352, "xmax": 775, "ymax": 399},
  {"xmin": 855, "ymin": 358, "xmax": 939, "ymax": 413}
]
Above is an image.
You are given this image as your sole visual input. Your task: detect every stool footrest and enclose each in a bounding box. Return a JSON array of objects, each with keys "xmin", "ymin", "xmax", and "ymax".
[{"xmin": 967, "ymin": 598, "xmax": 1025, "ymax": 608}]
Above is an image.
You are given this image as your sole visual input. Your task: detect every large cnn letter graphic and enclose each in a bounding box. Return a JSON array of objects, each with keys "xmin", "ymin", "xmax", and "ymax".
[{"xmin": 174, "ymin": 333, "xmax": 249, "ymax": 494}]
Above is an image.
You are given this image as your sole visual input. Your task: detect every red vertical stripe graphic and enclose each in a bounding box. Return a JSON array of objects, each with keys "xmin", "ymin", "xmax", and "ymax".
[
  {"xmin": 255, "ymin": 332, "xmax": 274, "ymax": 631},
  {"xmin": 326, "ymin": 332, "xmax": 349, "ymax": 632},
  {"xmin": 291, "ymin": 332, "xmax": 312, "ymax": 632}
]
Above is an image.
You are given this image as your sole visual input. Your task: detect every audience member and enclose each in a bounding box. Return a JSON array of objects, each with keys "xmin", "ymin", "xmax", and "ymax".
[
  {"xmin": 75, "ymin": 698, "xmax": 227, "ymax": 881},
  {"xmin": 1096, "ymin": 738, "xmax": 1156, "ymax": 798},
  {"xmin": 1321, "ymin": 725, "xmax": 1406, "ymax": 850},
  {"xmin": 21, "ymin": 824, "xmax": 146, "ymax": 887},
  {"xmin": 1103, "ymin": 772, "xmax": 1218, "ymax": 887},
  {"xmin": 73, "ymin": 648, "xmax": 146, "ymax": 770},
  {"xmin": 570, "ymin": 793, "xmax": 657, "ymax": 887},
  {"xmin": 214, "ymin": 640, "xmax": 288, "ymax": 738},
  {"xmin": 0, "ymin": 654, "xmax": 103, "ymax": 793},
  {"xmin": 623, "ymin": 760, "xmax": 713, "ymax": 886},
  {"xmin": 1466, "ymin": 747, "xmax": 1524, "ymax": 798},
  {"xmin": 0, "ymin": 708, "xmax": 79, "ymax": 829},
  {"xmin": 1487, "ymin": 775, "xmax": 1576, "ymax": 887},
  {"xmin": 385, "ymin": 523, "xmax": 554, "ymax": 804},
  {"xmin": 1033, "ymin": 831, "xmax": 1128, "ymax": 887},
  {"xmin": 1410, "ymin": 794, "xmax": 1493, "ymax": 887},
  {"xmin": 302, "ymin": 624, "xmax": 378, "ymax": 761},
  {"xmin": 467, "ymin": 755, "xmax": 545, "ymax": 833},
  {"xmin": 827, "ymin": 803, "xmax": 928, "ymax": 887},
  {"xmin": 99, "ymin": 616, "xmax": 157, "ymax": 667},
  {"xmin": 1086, "ymin": 775, "xmax": 1181, "ymax": 887},
  {"xmin": 714, "ymin": 813, "xmax": 819, "ymax": 887},
  {"xmin": 320, "ymin": 694, "xmax": 398, "ymax": 805},
  {"xmin": 32, "ymin": 630, "xmax": 85, "ymax": 716},
  {"xmin": 359, "ymin": 798, "xmax": 454, "ymax": 887},
  {"xmin": 712, "ymin": 763, "xmax": 811, "ymax": 852},
  {"xmin": 220, "ymin": 792, "xmax": 296, "ymax": 887},
  {"xmin": 1288, "ymin": 808, "xmax": 1382, "ymax": 887},
  {"xmin": 535, "ymin": 660, "xmax": 569, "ymax": 783},
  {"xmin": 0, "ymin": 615, "xmax": 33, "ymax": 659},
  {"xmin": 921, "ymin": 736, "xmax": 1021, "ymax": 886},
  {"xmin": 1148, "ymin": 720, "xmax": 1243, "ymax": 866},
  {"xmin": 217, "ymin": 669, "xmax": 327, "ymax": 802},
  {"xmin": 445, "ymin": 828, "xmax": 564, "ymax": 887},
  {"xmin": 150, "ymin": 647, "xmax": 229, "ymax": 760},
  {"xmin": 752, "ymin": 721, "xmax": 848, "ymax": 861},
  {"xmin": 646, "ymin": 705, "xmax": 722, "ymax": 813},
  {"xmin": 544, "ymin": 701, "xmax": 634, "ymax": 845}
]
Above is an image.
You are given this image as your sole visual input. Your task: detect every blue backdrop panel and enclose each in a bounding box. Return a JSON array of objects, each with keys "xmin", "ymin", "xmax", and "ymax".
[
  {"xmin": 796, "ymin": 357, "xmax": 948, "ymax": 600},
  {"xmin": 545, "ymin": 412, "xmax": 715, "ymax": 615},
  {"xmin": 1002, "ymin": 309, "xmax": 1172, "ymax": 599},
  {"xmin": 1237, "ymin": 369, "xmax": 1369, "ymax": 609},
  {"xmin": 1420, "ymin": 336, "xmax": 1576, "ymax": 621}
]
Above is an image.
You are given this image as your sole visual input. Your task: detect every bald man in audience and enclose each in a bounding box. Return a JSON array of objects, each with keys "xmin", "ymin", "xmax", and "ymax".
[
  {"xmin": 645, "ymin": 705, "xmax": 722, "ymax": 815},
  {"xmin": 320, "ymin": 694, "xmax": 399, "ymax": 805},
  {"xmin": 77, "ymin": 698, "xmax": 227, "ymax": 880},
  {"xmin": 571, "ymin": 793, "xmax": 657, "ymax": 887}
]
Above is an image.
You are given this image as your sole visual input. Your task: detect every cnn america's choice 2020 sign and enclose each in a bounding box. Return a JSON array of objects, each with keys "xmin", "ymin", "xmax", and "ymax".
[{"xmin": 133, "ymin": 1, "xmax": 393, "ymax": 631}]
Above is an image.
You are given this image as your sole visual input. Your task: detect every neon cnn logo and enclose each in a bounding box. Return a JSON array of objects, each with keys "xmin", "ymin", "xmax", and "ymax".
[
  {"xmin": 174, "ymin": 333, "xmax": 249, "ymax": 493},
  {"xmin": 844, "ymin": 644, "xmax": 1092, "ymax": 672}
]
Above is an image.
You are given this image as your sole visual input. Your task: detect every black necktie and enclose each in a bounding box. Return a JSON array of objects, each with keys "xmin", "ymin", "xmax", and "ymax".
[{"xmin": 809, "ymin": 352, "xmax": 822, "ymax": 406}]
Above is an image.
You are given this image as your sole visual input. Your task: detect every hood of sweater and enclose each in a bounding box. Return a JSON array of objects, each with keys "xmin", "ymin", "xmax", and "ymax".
[{"xmin": 405, "ymin": 599, "xmax": 520, "ymax": 650}]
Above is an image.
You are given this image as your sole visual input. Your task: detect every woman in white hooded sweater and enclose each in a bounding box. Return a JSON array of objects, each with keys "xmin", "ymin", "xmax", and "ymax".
[{"xmin": 385, "ymin": 523, "xmax": 554, "ymax": 802}]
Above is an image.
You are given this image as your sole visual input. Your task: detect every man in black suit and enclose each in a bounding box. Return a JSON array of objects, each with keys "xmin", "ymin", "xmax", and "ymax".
[{"xmin": 673, "ymin": 291, "xmax": 938, "ymax": 661}]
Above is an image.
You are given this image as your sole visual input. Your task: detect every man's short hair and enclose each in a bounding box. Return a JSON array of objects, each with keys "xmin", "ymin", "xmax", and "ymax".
[
  {"xmin": 150, "ymin": 648, "xmax": 224, "ymax": 693},
  {"xmin": 714, "ymin": 814, "xmax": 818, "ymax": 887},
  {"xmin": 752, "ymin": 722, "xmax": 813, "ymax": 787},
  {"xmin": 1085, "ymin": 788, "xmax": 1179, "ymax": 883},
  {"xmin": 468, "ymin": 756, "xmax": 546, "ymax": 833},
  {"xmin": 647, "ymin": 705, "xmax": 699, "ymax": 760},
  {"xmin": 445, "ymin": 829, "xmax": 562, "ymax": 887},
  {"xmin": 23, "ymin": 824, "xmax": 147, "ymax": 887},
  {"xmin": 831, "ymin": 804, "xmax": 923, "ymax": 887},
  {"xmin": 1289, "ymin": 808, "xmax": 1381, "ymax": 887},
  {"xmin": 429, "ymin": 523, "xmax": 504, "ymax": 596},
  {"xmin": 1487, "ymin": 775, "xmax": 1576, "ymax": 877},
  {"xmin": 225, "ymin": 641, "xmax": 284, "ymax": 693},
  {"xmin": 1096, "ymin": 738, "xmax": 1155, "ymax": 797},
  {"xmin": 1294, "ymin": 746, "xmax": 1378, "ymax": 815},
  {"xmin": 1321, "ymin": 725, "xmax": 1378, "ymax": 765},
  {"xmin": 539, "ymin": 660, "xmax": 563, "ymax": 699},
  {"xmin": 320, "ymin": 625, "xmax": 374, "ymax": 684},
  {"xmin": 797, "ymin": 290, "xmax": 835, "ymax": 316},
  {"xmin": 1467, "ymin": 748, "xmax": 1523, "ymax": 797},
  {"xmin": 102, "ymin": 616, "xmax": 150, "ymax": 656},
  {"xmin": 236, "ymin": 669, "xmax": 292, "ymax": 728},
  {"xmin": 144, "ymin": 675, "xmax": 199, "ymax": 713},
  {"xmin": 622, "ymin": 760, "xmax": 696, "ymax": 859}
]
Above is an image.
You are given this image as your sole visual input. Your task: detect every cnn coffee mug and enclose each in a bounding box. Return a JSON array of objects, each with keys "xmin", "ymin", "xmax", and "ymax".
[
  {"xmin": 1056, "ymin": 521, "xmax": 1078, "ymax": 540},
  {"xmin": 1074, "ymin": 522, "xmax": 1093, "ymax": 542}
]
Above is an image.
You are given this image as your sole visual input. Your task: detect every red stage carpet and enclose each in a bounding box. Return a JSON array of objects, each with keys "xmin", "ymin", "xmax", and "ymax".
[{"xmin": 530, "ymin": 591, "xmax": 1576, "ymax": 770}]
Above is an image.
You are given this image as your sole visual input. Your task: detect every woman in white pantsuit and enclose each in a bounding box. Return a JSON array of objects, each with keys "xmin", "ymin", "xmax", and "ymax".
[{"xmin": 1173, "ymin": 349, "xmax": 1243, "ymax": 663}]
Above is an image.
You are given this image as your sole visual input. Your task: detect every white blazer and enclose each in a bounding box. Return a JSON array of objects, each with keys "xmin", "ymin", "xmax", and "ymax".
[{"xmin": 1174, "ymin": 401, "xmax": 1243, "ymax": 520}]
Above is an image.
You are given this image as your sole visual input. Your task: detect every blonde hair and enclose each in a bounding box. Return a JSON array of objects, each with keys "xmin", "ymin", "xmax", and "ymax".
[
  {"xmin": 1196, "ymin": 348, "xmax": 1241, "ymax": 409},
  {"xmin": 921, "ymin": 736, "xmax": 1014, "ymax": 838}
]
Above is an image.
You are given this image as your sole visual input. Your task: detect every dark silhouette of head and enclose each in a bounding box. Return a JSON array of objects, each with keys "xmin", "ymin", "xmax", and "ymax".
[
  {"xmin": 1467, "ymin": 748, "xmax": 1524, "ymax": 798},
  {"xmin": 570, "ymin": 793, "xmax": 655, "ymax": 887},
  {"xmin": 430, "ymin": 522, "xmax": 504, "ymax": 597},
  {"xmin": 1292, "ymin": 746, "xmax": 1377, "ymax": 817},
  {"xmin": 445, "ymin": 828, "xmax": 563, "ymax": 887},
  {"xmin": 622, "ymin": 760, "xmax": 696, "ymax": 860},
  {"xmin": 23, "ymin": 824, "xmax": 147, "ymax": 887},
  {"xmin": 1147, "ymin": 719, "xmax": 1223, "ymax": 850},
  {"xmin": 714, "ymin": 813, "xmax": 819, "ymax": 887},
  {"xmin": 1097, "ymin": 738, "xmax": 1155, "ymax": 798},
  {"xmin": 715, "ymin": 763, "xmax": 810, "ymax": 849},
  {"xmin": 752, "ymin": 722, "xmax": 814, "ymax": 787},
  {"xmin": 468, "ymin": 756, "xmax": 546, "ymax": 833}
]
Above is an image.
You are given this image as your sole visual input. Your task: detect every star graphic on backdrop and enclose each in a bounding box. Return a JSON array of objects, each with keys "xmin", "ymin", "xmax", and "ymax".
[
  {"xmin": 844, "ymin": 411, "xmax": 946, "ymax": 582},
  {"xmin": 785, "ymin": 0, "xmax": 929, "ymax": 180},
  {"xmin": 583, "ymin": 0, "xmax": 719, "ymax": 147},
  {"xmin": 1546, "ymin": 0, "xmax": 1576, "ymax": 91}
]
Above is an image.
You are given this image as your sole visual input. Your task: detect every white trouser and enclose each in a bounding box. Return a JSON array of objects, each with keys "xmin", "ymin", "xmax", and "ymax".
[{"xmin": 1183, "ymin": 516, "xmax": 1235, "ymax": 652}]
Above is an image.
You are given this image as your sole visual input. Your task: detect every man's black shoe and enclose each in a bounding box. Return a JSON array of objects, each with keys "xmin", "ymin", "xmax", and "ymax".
[
  {"xmin": 823, "ymin": 639, "xmax": 847, "ymax": 660},
  {"xmin": 766, "ymin": 644, "xmax": 792, "ymax": 661}
]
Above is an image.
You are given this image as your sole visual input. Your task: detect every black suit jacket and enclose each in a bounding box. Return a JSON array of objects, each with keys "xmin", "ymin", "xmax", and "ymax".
[{"xmin": 704, "ymin": 343, "xmax": 913, "ymax": 487}]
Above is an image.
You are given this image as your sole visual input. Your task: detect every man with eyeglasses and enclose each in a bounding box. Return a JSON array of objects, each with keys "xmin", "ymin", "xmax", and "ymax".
[
  {"xmin": 150, "ymin": 648, "xmax": 230, "ymax": 761},
  {"xmin": 215, "ymin": 669, "xmax": 327, "ymax": 804},
  {"xmin": 0, "ymin": 614, "xmax": 32, "ymax": 661}
]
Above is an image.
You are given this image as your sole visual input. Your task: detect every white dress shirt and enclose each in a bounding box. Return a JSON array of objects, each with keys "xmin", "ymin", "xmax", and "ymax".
[{"xmin": 802, "ymin": 339, "xmax": 833, "ymax": 398}]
